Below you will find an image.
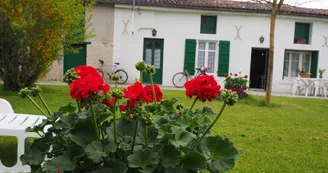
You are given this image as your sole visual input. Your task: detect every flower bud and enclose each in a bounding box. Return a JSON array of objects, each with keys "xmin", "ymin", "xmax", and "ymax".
[
  {"xmin": 128, "ymin": 114, "xmax": 133, "ymax": 120},
  {"xmin": 111, "ymin": 88, "xmax": 123, "ymax": 98},
  {"xmin": 135, "ymin": 61, "xmax": 146, "ymax": 72},
  {"xmin": 220, "ymin": 90, "xmax": 238, "ymax": 106},
  {"xmin": 30, "ymin": 86, "xmax": 42, "ymax": 97},
  {"xmin": 63, "ymin": 68, "xmax": 79, "ymax": 84},
  {"xmin": 18, "ymin": 87, "xmax": 31, "ymax": 99},
  {"xmin": 111, "ymin": 74, "xmax": 120, "ymax": 82},
  {"xmin": 178, "ymin": 112, "xmax": 182, "ymax": 116},
  {"xmin": 176, "ymin": 104, "xmax": 184, "ymax": 110},
  {"xmin": 145, "ymin": 65, "xmax": 156, "ymax": 75}
]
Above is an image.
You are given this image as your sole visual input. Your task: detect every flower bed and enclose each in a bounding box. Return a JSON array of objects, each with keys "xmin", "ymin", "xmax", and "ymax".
[
  {"xmin": 224, "ymin": 73, "xmax": 248, "ymax": 99},
  {"xmin": 19, "ymin": 62, "xmax": 239, "ymax": 173}
]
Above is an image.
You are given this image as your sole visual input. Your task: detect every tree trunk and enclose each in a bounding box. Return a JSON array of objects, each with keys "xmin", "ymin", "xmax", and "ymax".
[{"xmin": 265, "ymin": 3, "xmax": 278, "ymax": 104}]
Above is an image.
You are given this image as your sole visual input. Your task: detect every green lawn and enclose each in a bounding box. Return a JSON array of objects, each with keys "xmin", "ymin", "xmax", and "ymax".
[{"xmin": 0, "ymin": 85, "xmax": 328, "ymax": 173}]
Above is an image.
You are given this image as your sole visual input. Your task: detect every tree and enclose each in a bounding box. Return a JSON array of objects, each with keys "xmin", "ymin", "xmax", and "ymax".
[
  {"xmin": 250, "ymin": 0, "xmax": 318, "ymax": 103},
  {"xmin": 0, "ymin": 0, "xmax": 94, "ymax": 91}
]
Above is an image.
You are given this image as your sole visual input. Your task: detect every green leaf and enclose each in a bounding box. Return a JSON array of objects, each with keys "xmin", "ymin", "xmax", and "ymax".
[
  {"xmin": 160, "ymin": 145, "xmax": 181, "ymax": 168},
  {"xmin": 85, "ymin": 141, "xmax": 105, "ymax": 163},
  {"xmin": 92, "ymin": 168, "xmax": 112, "ymax": 173},
  {"xmin": 67, "ymin": 143, "xmax": 85, "ymax": 159},
  {"xmin": 182, "ymin": 151, "xmax": 207, "ymax": 171},
  {"xmin": 68, "ymin": 121, "xmax": 98, "ymax": 147},
  {"xmin": 54, "ymin": 113, "xmax": 78, "ymax": 130},
  {"xmin": 160, "ymin": 98, "xmax": 178, "ymax": 112},
  {"xmin": 21, "ymin": 148, "xmax": 44, "ymax": 166},
  {"xmin": 171, "ymin": 126, "xmax": 196, "ymax": 148},
  {"xmin": 203, "ymin": 136, "xmax": 239, "ymax": 172},
  {"xmin": 104, "ymin": 138, "xmax": 117, "ymax": 153},
  {"xmin": 59, "ymin": 103, "xmax": 77, "ymax": 113},
  {"xmin": 112, "ymin": 162, "xmax": 128, "ymax": 173},
  {"xmin": 77, "ymin": 111, "xmax": 91, "ymax": 120},
  {"xmin": 127, "ymin": 149, "xmax": 159, "ymax": 168},
  {"xmin": 118, "ymin": 136, "xmax": 133, "ymax": 151},
  {"xmin": 202, "ymin": 106, "xmax": 214, "ymax": 116},
  {"xmin": 42, "ymin": 155, "xmax": 75, "ymax": 173}
]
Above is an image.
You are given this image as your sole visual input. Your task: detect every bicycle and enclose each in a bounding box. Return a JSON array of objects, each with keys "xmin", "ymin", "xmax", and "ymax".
[
  {"xmin": 172, "ymin": 65, "xmax": 208, "ymax": 88},
  {"xmin": 96, "ymin": 60, "xmax": 128, "ymax": 84}
]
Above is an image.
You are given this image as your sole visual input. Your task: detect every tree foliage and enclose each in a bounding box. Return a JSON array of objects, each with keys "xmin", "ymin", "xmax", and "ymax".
[{"xmin": 0, "ymin": 0, "xmax": 94, "ymax": 90}]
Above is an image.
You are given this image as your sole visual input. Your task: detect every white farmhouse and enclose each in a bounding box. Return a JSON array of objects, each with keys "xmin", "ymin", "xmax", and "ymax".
[{"xmin": 49, "ymin": 0, "xmax": 328, "ymax": 92}]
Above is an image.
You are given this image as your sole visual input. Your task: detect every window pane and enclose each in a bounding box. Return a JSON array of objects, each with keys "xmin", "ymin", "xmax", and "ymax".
[
  {"xmin": 200, "ymin": 16, "xmax": 217, "ymax": 34},
  {"xmin": 291, "ymin": 58, "xmax": 299, "ymax": 77},
  {"xmin": 292, "ymin": 53, "xmax": 299, "ymax": 61},
  {"xmin": 198, "ymin": 51, "xmax": 205, "ymax": 68},
  {"xmin": 154, "ymin": 49, "xmax": 161, "ymax": 69},
  {"xmin": 302, "ymin": 54, "xmax": 310, "ymax": 72},
  {"xmin": 198, "ymin": 42, "xmax": 206, "ymax": 50},
  {"xmin": 284, "ymin": 53, "xmax": 289, "ymax": 77},
  {"xmin": 207, "ymin": 52, "xmax": 215, "ymax": 73},
  {"xmin": 208, "ymin": 43, "xmax": 216, "ymax": 50},
  {"xmin": 145, "ymin": 49, "xmax": 152, "ymax": 65}
]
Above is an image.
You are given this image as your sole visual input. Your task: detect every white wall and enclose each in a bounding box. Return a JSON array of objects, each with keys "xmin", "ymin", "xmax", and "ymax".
[{"xmin": 113, "ymin": 5, "xmax": 328, "ymax": 92}]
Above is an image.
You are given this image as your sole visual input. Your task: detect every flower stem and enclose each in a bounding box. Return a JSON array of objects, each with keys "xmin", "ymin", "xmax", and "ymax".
[
  {"xmin": 112, "ymin": 99, "xmax": 118, "ymax": 144},
  {"xmin": 149, "ymin": 74, "xmax": 157, "ymax": 105},
  {"xmin": 145, "ymin": 125, "xmax": 149, "ymax": 148},
  {"xmin": 27, "ymin": 95, "xmax": 47, "ymax": 116},
  {"xmin": 38, "ymin": 93, "xmax": 52, "ymax": 115},
  {"xmin": 188, "ymin": 98, "xmax": 198, "ymax": 114},
  {"xmin": 76, "ymin": 100, "xmax": 82, "ymax": 112},
  {"xmin": 140, "ymin": 71, "xmax": 143, "ymax": 83},
  {"xmin": 90, "ymin": 103, "xmax": 100, "ymax": 140},
  {"xmin": 192, "ymin": 102, "xmax": 227, "ymax": 149},
  {"xmin": 115, "ymin": 81, "xmax": 118, "ymax": 88},
  {"xmin": 131, "ymin": 120, "xmax": 139, "ymax": 153}
]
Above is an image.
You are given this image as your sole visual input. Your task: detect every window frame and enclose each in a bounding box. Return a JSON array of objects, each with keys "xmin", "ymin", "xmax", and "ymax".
[
  {"xmin": 294, "ymin": 22, "xmax": 311, "ymax": 44},
  {"xmin": 284, "ymin": 51, "xmax": 312, "ymax": 78},
  {"xmin": 195, "ymin": 40, "xmax": 218, "ymax": 74},
  {"xmin": 200, "ymin": 15, "xmax": 217, "ymax": 34}
]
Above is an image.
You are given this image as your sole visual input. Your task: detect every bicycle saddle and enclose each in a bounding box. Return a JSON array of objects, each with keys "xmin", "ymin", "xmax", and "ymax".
[
  {"xmin": 195, "ymin": 68, "xmax": 201, "ymax": 71},
  {"xmin": 99, "ymin": 60, "xmax": 104, "ymax": 65},
  {"xmin": 114, "ymin": 62, "xmax": 120, "ymax": 65}
]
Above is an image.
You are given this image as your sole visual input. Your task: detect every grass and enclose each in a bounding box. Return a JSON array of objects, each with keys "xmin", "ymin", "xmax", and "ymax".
[{"xmin": 1, "ymin": 85, "xmax": 328, "ymax": 172}]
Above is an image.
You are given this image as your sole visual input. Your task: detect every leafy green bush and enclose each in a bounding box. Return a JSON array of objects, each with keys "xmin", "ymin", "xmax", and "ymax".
[{"xmin": 19, "ymin": 62, "xmax": 239, "ymax": 173}]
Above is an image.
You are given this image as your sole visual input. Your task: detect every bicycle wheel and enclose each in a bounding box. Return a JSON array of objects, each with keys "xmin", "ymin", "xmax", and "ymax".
[
  {"xmin": 97, "ymin": 69, "xmax": 104, "ymax": 78},
  {"xmin": 172, "ymin": 72, "xmax": 188, "ymax": 88},
  {"xmin": 114, "ymin": 69, "xmax": 128, "ymax": 84}
]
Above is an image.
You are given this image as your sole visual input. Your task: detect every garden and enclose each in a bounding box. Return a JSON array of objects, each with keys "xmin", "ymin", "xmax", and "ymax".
[{"xmin": 0, "ymin": 66, "xmax": 328, "ymax": 172}]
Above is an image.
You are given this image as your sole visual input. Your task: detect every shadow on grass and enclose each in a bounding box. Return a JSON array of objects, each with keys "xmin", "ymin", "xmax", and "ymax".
[{"xmin": 239, "ymin": 95, "xmax": 282, "ymax": 108}]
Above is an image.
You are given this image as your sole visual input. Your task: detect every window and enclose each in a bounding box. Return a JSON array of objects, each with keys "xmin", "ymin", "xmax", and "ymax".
[
  {"xmin": 200, "ymin": 16, "xmax": 217, "ymax": 34},
  {"xmin": 294, "ymin": 23, "xmax": 310, "ymax": 44},
  {"xmin": 197, "ymin": 41, "xmax": 216, "ymax": 73},
  {"xmin": 284, "ymin": 51, "xmax": 311, "ymax": 77}
]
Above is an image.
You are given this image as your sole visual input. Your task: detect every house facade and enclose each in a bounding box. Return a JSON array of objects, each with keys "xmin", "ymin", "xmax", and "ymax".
[{"xmin": 103, "ymin": 0, "xmax": 328, "ymax": 92}]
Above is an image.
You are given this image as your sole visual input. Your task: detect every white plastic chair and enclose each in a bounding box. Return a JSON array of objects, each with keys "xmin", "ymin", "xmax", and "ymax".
[
  {"xmin": 298, "ymin": 79, "xmax": 310, "ymax": 96},
  {"xmin": 291, "ymin": 78, "xmax": 301, "ymax": 95},
  {"xmin": 0, "ymin": 98, "xmax": 46, "ymax": 173},
  {"xmin": 312, "ymin": 80, "xmax": 327, "ymax": 97}
]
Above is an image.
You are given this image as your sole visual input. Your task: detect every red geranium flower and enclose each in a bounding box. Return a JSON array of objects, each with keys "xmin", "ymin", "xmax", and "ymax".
[
  {"xmin": 57, "ymin": 168, "xmax": 62, "ymax": 173},
  {"xmin": 102, "ymin": 97, "xmax": 115, "ymax": 107},
  {"xmin": 122, "ymin": 82, "xmax": 144, "ymax": 100},
  {"xmin": 184, "ymin": 74, "xmax": 221, "ymax": 101},
  {"xmin": 244, "ymin": 75, "xmax": 248, "ymax": 79},
  {"xmin": 178, "ymin": 112, "xmax": 182, "ymax": 116},
  {"xmin": 74, "ymin": 65, "xmax": 99, "ymax": 78},
  {"xmin": 119, "ymin": 104, "xmax": 127, "ymax": 112},
  {"xmin": 69, "ymin": 75, "xmax": 104, "ymax": 100},
  {"xmin": 230, "ymin": 73, "xmax": 232, "ymax": 76},
  {"xmin": 142, "ymin": 85, "xmax": 163, "ymax": 103},
  {"xmin": 128, "ymin": 114, "xmax": 133, "ymax": 120},
  {"xmin": 234, "ymin": 73, "xmax": 238, "ymax": 77},
  {"xmin": 103, "ymin": 84, "xmax": 110, "ymax": 95},
  {"xmin": 224, "ymin": 74, "xmax": 228, "ymax": 77}
]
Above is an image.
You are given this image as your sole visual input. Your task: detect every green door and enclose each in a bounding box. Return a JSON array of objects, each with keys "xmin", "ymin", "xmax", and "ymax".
[
  {"xmin": 63, "ymin": 44, "xmax": 87, "ymax": 73},
  {"xmin": 143, "ymin": 38, "xmax": 164, "ymax": 84}
]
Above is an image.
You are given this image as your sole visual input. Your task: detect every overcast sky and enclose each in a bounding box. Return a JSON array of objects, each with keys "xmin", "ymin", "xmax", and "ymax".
[{"xmin": 232, "ymin": 0, "xmax": 328, "ymax": 9}]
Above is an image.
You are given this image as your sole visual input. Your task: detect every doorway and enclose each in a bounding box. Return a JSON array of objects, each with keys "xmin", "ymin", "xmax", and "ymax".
[
  {"xmin": 250, "ymin": 48, "xmax": 268, "ymax": 89},
  {"xmin": 143, "ymin": 38, "xmax": 164, "ymax": 84}
]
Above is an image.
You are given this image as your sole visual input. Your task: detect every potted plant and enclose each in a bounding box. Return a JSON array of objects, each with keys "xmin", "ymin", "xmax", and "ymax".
[
  {"xmin": 319, "ymin": 68, "xmax": 325, "ymax": 78},
  {"xmin": 19, "ymin": 62, "xmax": 240, "ymax": 173},
  {"xmin": 296, "ymin": 38, "xmax": 306, "ymax": 44},
  {"xmin": 296, "ymin": 68, "xmax": 311, "ymax": 78}
]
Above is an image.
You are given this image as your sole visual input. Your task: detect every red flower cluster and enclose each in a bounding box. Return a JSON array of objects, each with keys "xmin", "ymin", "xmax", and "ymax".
[
  {"xmin": 69, "ymin": 65, "xmax": 110, "ymax": 100},
  {"xmin": 228, "ymin": 86, "xmax": 246, "ymax": 93},
  {"xmin": 234, "ymin": 73, "xmax": 238, "ymax": 77},
  {"xmin": 244, "ymin": 75, "xmax": 248, "ymax": 79},
  {"xmin": 184, "ymin": 74, "xmax": 221, "ymax": 101},
  {"xmin": 119, "ymin": 82, "xmax": 163, "ymax": 111},
  {"xmin": 102, "ymin": 97, "xmax": 115, "ymax": 107}
]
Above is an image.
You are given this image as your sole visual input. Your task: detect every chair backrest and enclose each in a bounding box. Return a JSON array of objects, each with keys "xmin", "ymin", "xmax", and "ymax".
[
  {"xmin": 292, "ymin": 78, "xmax": 300, "ymax": 85},
  {"xmin": 299, "ymin": 79, "xmax": 309, "ymax": 87},
  {"xmin": 0, "ymin": 98, "xmax": 14, "ymax": 114}
]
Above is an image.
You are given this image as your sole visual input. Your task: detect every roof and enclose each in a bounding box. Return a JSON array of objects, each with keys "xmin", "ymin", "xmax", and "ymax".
[{"xmin": 97, "ymin": 0, "xmax": 328, "ymax": 18}]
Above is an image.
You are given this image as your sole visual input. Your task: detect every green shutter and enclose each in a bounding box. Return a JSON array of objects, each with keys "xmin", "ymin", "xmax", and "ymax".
[
  {"xmin": 217, "ymin": 41, "xmax": 230, "ymax": 76},
  {"xmin": 184, "ymin": 39, "xmax": 197, "ymax": 75},
  {"xmin": 200, "ymin": 16, "xmax": 217, "ymax": 34},
  {"xmin": 294, "ymin": 23, "xmax": 310, "ymax": 44},
  {"xmin": 310, "ymin": 51, "xmax": 318, "ymax": 78}
]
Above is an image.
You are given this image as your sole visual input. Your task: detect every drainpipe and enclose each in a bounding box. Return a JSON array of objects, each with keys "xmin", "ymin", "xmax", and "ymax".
[{"xmin": 131, "ymin": 0, "xmax": 136, "ymax": 34}]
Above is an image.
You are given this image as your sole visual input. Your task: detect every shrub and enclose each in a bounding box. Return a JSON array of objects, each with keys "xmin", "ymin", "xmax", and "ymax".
[
  {"xmin": 19, "ymin": 62, "xmax": 239, "ymax": 173},
  {"xmin": 223, "ymin": 73, "xmax": 249, "ymax": 99}
]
